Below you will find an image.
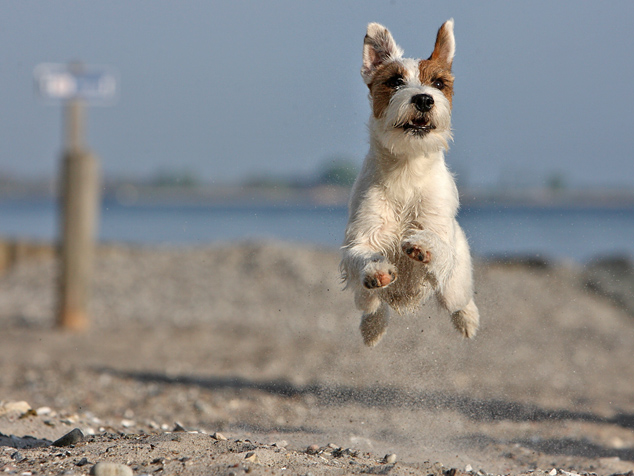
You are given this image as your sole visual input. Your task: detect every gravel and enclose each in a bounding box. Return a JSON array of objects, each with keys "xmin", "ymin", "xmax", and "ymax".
[{"xmin": 0, "ymin": 241, "xmax": 633, "ymax": 475}]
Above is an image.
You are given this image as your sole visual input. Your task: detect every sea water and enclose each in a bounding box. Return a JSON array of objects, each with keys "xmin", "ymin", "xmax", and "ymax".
[{"xmin": 1, "ymin": 197, "xmax": 633, "ymax": 263}]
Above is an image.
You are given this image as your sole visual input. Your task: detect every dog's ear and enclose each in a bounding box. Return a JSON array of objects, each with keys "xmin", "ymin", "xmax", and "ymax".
[
  {"xmin": 362, "ymin": 23, "xmax": 403, "ymax": 85},
  {"xmin": 429, "ymin": 19, "xmax": 455, "ymax": 68}
]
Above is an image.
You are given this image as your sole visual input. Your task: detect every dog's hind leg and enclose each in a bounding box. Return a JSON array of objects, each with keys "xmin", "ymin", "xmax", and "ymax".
[
  {"xmin": 360, "ymin": 303, "xmax": 391, "ymax": 347},
  {"xmin": 435, "ymin": 225, "xmax": 479, "ymax": 338},
  {"xmin": 354, "ymin": 289, "xmax": 390, "ymax": 346},
  {"xmin": 449, "ymin": 299, "xmax": 479, "ymax": 339}
]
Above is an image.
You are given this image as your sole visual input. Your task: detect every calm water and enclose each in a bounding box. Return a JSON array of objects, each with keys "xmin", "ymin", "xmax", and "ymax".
[{"xmin": 1, "ymin": 197, "xmax": 633, "ymax": 263}]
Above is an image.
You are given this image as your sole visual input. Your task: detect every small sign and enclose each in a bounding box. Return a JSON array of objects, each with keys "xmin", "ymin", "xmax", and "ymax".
[{"xmin": 34, "ymin": 63, "xmax": 118, "ymax": 105}]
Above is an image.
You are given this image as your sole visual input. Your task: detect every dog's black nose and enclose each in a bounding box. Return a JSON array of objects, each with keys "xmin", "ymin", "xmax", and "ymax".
[{"xmin": 411, "ymin": 94, "xmax": 434, "ymax": 112}]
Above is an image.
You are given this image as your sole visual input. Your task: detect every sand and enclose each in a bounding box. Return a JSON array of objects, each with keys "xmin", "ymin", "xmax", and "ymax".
[{"xmin": 0, "ymin": 242, "xmax": 633, "ymax": 475}]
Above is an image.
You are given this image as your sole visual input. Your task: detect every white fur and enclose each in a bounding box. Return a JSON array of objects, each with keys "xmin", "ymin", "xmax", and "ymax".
[{"xmin": 341, "ymin": 20, "xmax": 479, "ymax": 347}]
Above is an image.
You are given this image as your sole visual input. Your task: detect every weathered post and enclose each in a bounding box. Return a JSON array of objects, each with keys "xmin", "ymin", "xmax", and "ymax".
[
  {"xmin": 34, "ymin": 62, "xmax": 116, "ymax": 330},
  {"xmin": 57, "ymin": 97, "xmax": 100, "ymax": 330}
]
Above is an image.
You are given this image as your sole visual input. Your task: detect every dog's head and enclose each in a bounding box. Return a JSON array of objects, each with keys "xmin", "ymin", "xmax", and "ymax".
[{"xmin": 362, "ymin": 20, "xmax": 455, "ymax": 156}]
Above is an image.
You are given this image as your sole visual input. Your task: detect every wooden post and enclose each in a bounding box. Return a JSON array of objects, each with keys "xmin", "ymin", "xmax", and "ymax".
[{"xmin": 56, "ymin": 97, "xmax": 100, "ymax": 330}]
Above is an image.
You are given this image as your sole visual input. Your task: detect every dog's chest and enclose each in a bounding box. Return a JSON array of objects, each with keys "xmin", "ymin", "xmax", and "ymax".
[
  {"xmin": 385, "ymin": 183, "xmax": 451, "ymax": 237},
  {"xmin": 386, "ymin": 160, "xmax": 457, "ymax": 230},
  {"xmin": 378, "ymin": 175, "xmax": 456, "ymax": 310}
]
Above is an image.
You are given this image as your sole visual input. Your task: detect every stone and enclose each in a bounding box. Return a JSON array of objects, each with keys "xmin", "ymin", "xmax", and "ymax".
[
  {"xmin": 383, "ymin": 453, "xmax": 397, "ymax": 464},
  {"xmin": 211, "ymin": 432, "xmax": 227, "ymax": 441},
  {"xmin": 306, "ymin": 444, "xmax": 320, "ymax": 455},
  {"xmin": 0, "ymin": 401, "xmax": 31, "ymax": 417},
  {"xmin": 90, "ymin": 462, "xmax": 134, "ymax": 476},
  {"xmin": 244, "ymin": 451, "xmax": 260, "ymax": 464},
  {"xmin": 52, "ymin": 428, "xmax": 84, "ymax": 447}
]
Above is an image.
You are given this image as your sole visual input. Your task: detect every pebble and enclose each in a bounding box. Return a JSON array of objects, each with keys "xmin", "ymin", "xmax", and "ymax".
[
  {"xmin": 0, "ymin": 401, "xmax": 31, "ymax": 416},
  {"xmin": 172, "ymin": 422, "xmax": 186, "ymax": 432},
  {"xmin": 244, "ymin": 451, "xmax": 260, "ymax": 464},
  {"xmin": 383, "ymin": 453, "xmax": 397, "ymax": 464},
  {"xmin": 52, "ymin": 428, "xmax": 84, "ymax": 447},
  {"xmin": 272, "ymin": 440, "xmax": 288, "ymax": 448},
  {"xmin": 211, "ymin": 432, "xmax": 227, "ymax": 441},
  {"xmin": 90, "ymin": 462, "xmax": 134, "ymax": 476},
  {"xmin": 549, "ymin": 469, "xmax": 557, "ymax": 476},
  {"xmin": 306, "ymin": 444, "xmax": 320, "ymax": 455},
  {"xmin": 465, "ymin": 464, "xmax": 473, "ymax": 472},
  {"xmin": 60, "ymin": 415, "xmax": 77, "ymax": 424},
  {"xmin": 610, "ymin": 436, "xmax": 625, "ymax": 449}
]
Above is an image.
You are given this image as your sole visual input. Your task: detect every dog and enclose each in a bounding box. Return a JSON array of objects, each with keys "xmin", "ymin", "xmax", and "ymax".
[{"xmin": 340, "ymin": 19, "xmax": 479, "ymax": 347}]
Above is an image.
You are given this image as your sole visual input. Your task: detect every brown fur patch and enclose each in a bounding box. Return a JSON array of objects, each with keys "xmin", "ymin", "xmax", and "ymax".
[
  {"xmin": 418, "ymin": 60, "xmax": 454, "ymax": 108},
  {"xmin": 368, "ymin": 62, "xmax": 408, "ymax": 119},
  {"xmin": 429, "ymin": 21, "xmax": 454, "ymax": 66}
]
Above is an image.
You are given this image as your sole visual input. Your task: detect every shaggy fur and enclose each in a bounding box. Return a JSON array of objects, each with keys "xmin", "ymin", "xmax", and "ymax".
[{"xmin": 341, "ymin": 19, "xmax": 479, "ymax": 346}]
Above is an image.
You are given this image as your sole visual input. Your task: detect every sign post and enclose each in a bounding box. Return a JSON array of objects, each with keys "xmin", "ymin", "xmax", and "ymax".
[{"xmin": 35, "ymin": 63, "xmax": 117, "ymax": 330}]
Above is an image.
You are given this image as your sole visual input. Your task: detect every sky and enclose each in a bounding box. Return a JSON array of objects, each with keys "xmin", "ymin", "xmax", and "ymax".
[{"xmin": 2, "ymin": 0, "xmax": 634, "ymax": 189}]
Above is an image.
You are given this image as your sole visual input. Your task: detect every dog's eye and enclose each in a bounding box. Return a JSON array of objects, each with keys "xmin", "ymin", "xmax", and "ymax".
[
  {"xmin": 432, "ymin": 79, "xmax": 445, "ymax": 90},
  {"xmin": 384, "ymin": 75, "xmax": 405, "ymax": 89}
]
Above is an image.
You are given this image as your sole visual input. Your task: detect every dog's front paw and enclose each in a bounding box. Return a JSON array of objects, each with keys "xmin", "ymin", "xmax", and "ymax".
[
  {"xmin": 401, "ymin": 230, "xmax": 455, "ymax": 289},
  {"xmin": 361, "ymin": 261, "xmax": 397, "ymax": 289},
  {"xmin": 402, "ymin": 242, "xmax": 432, "ymax": 264}
]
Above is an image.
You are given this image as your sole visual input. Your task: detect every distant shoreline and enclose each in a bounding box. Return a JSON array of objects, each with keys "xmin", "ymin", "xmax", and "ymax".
[{"xmin": 3, "ymin": 180, "xmax": 634, "ymax": 209}]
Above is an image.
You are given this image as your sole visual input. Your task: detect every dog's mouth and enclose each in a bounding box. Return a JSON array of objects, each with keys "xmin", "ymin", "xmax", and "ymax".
[{"xmin": 399, "ymin": 116, "xmax": 436, "ymax": 135}]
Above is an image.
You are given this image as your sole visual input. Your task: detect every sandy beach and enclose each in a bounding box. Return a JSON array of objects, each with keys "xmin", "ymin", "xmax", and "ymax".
[{"xmin": 0, "ymin": 241, "xmax": 633, "ymax": 475}]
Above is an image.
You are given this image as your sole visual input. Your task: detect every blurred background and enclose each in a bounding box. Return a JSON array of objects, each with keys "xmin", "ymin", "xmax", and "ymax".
[{"xmin": 2, "ymin": 0, "xmax": 634, "ymax": 262}]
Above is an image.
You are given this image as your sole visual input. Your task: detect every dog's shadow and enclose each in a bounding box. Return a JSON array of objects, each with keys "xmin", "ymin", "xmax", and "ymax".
[{"xmin": 98, "ymin": 367, "xmax": 634, "ymax": 461}]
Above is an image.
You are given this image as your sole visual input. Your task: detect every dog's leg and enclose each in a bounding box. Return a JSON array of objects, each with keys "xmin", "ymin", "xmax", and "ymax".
[
  {"xmin": 435, "ymin": 225, "xmax": 480, "ymax": 338},
  {"xmin": 449, "ymin": 299, "xmax": 479, "ymax": 338},
  {"xmin": 341, "ymin": 247, "xmax": 397, "ymax": 291},
  {"xmin": 341, "ymin": 249, "xmax": 396, "ymax": 346},
  {"xmin": 341, "ymin": 184, "xmax": 400, "ymax": 345},
  {"xmin": 401, "ymin": 228, "xmax": 454, "ymax": 290},
  {"xmin": 359, "ymin": 301, "xmax": 390, "ymax": 347}
]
